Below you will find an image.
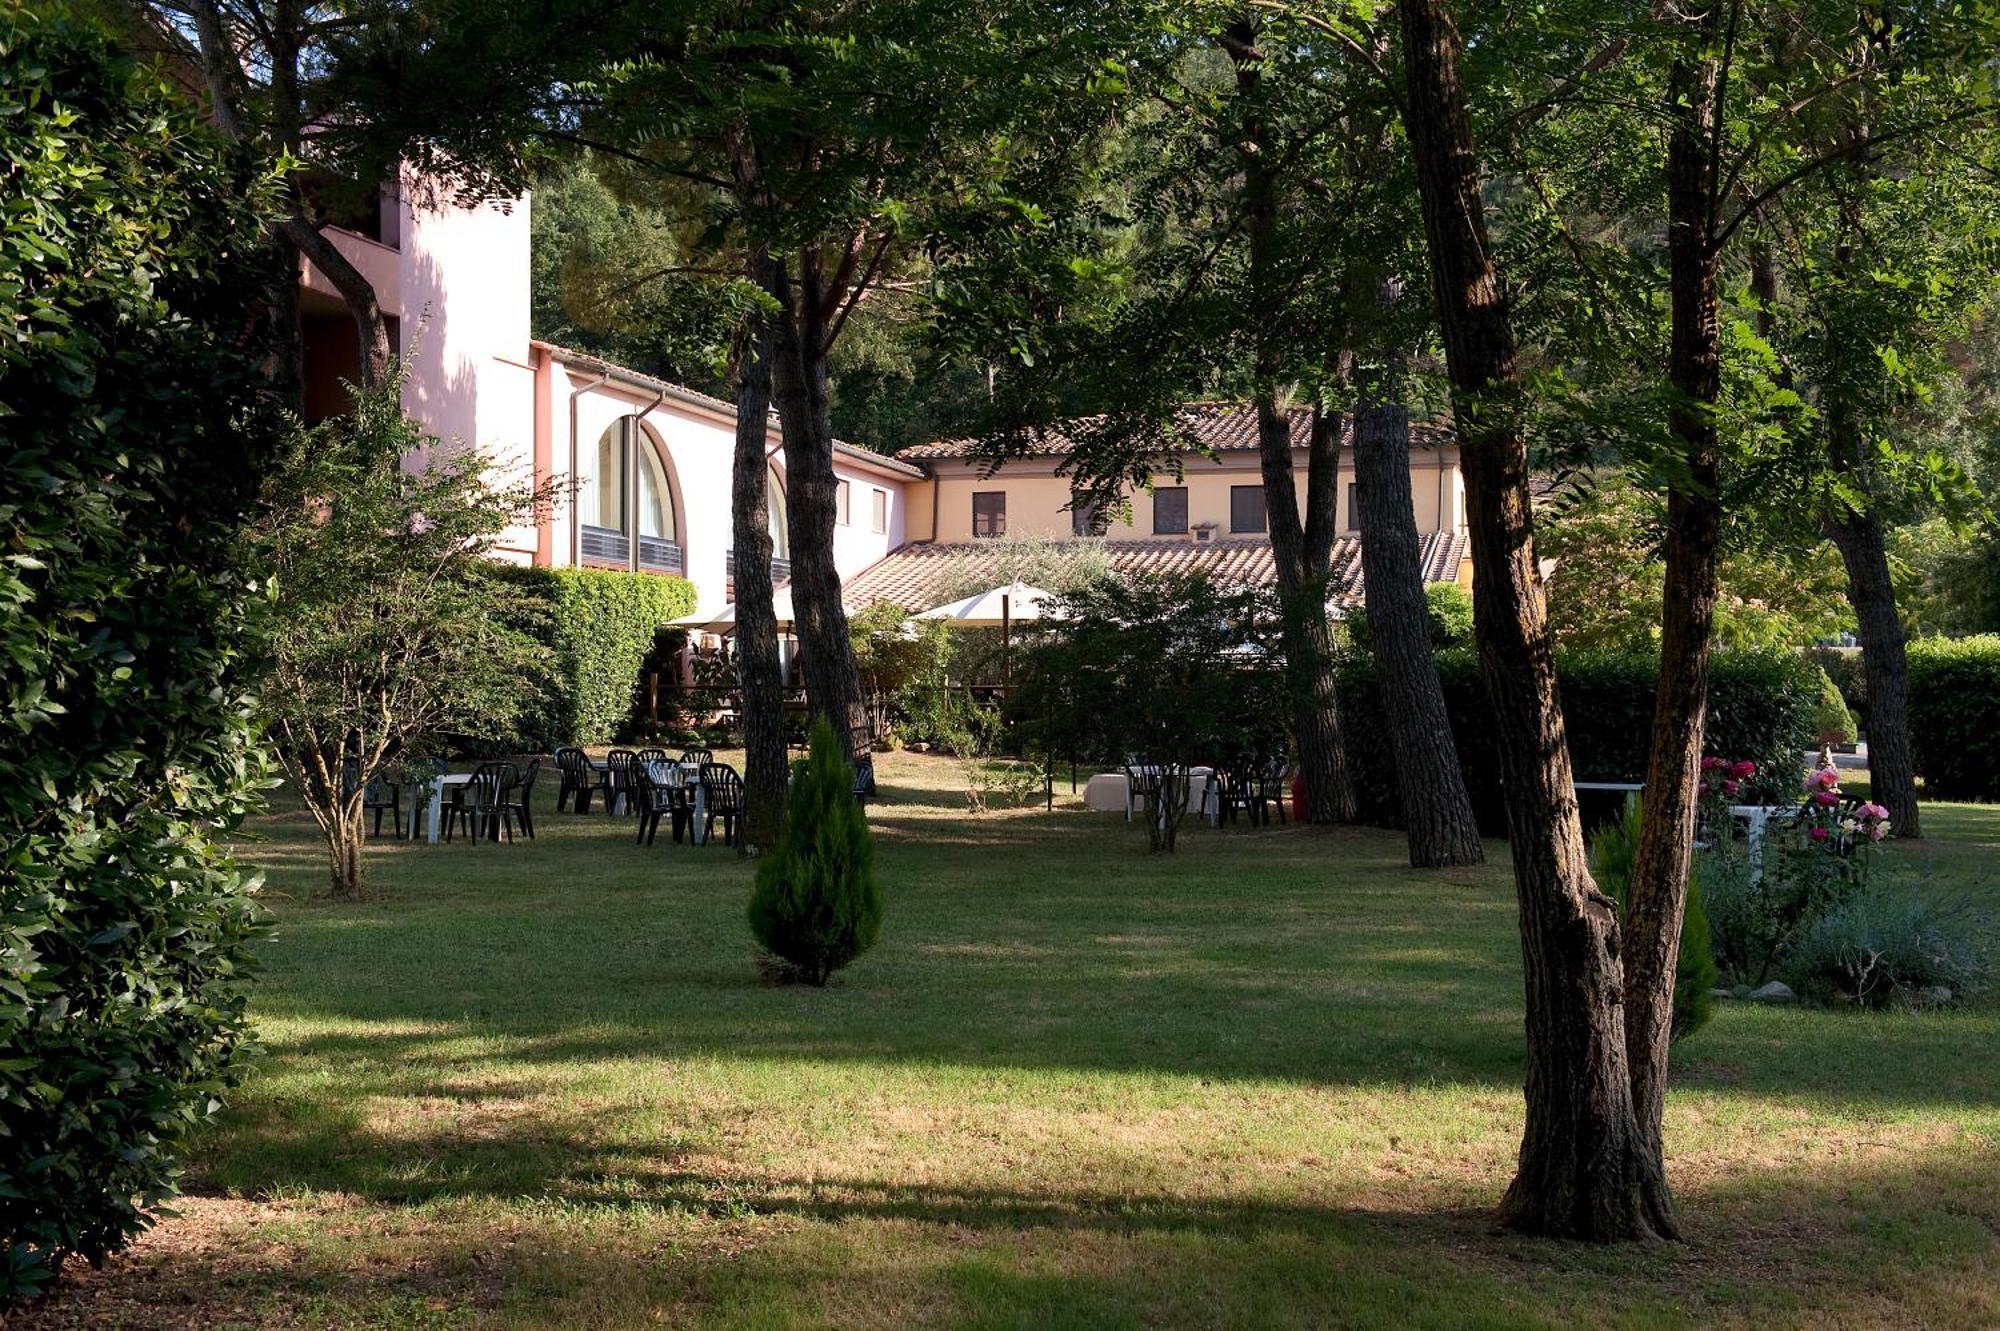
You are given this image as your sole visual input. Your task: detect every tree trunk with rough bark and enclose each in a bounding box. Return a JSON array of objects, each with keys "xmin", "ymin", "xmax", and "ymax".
[
  {"xmin": 1827, "ymin": 479, "xmax": 1921, "ymax": 838},
  {"xmin": 1399, "ymin": 0, "xmax": 1674, "ymax": 1241},
  {"xmin": 1622, "ymin": 40, "xmax": 1725, "ymax": 1174},
  {"xmin": 1227, "ymin": 19, "xmax": 1354, "ymax": 822},
  {"xmin": 1352, "ymin": 353, "xmax": 1483, "ymax": 867},
  {"xmin": 764, "ymin": 256, "xmax": 869, "ymax": 763},
  {"xmin": 731, "ymin": 299, "xmax": 788, "ymax": 851},
  {"xmin": 281, "ymin": 216, "xmax": 393, "ymax": 388}
]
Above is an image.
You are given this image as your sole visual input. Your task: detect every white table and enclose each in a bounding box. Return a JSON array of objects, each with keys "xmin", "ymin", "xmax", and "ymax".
[
  {"xmin": 1728, "ymin": 804, "xmax": 1793, "ymax": 878},
  {"xmin": 419, "ymin": 772, "xmax": 474, "ymax": 843}
]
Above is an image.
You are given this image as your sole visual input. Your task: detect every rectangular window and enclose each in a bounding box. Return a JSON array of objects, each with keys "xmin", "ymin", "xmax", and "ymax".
[
  {"xmin": 1230, "ymin": 484, "xmax": 1267, "ymax": 534},
  {"xmin": 1153, "ymin": 486, "xmax": 1189, "ymax": 535},
  {"xmin": 1345, "ymin": 481, "xmax": 1360, "ymax": 531},
  {"xmin": 972, "ymin": 491, "xmax": 1007, "ymax": 538},
  {"xmin": 836, "ymin": 479, "xmax": 851, "ymax": 525},
  {"xmin": 871, "ymin": 487, "xmax": 888, "ymax": 534},
  {"xmin": 1071, "ymin": 501, "xmax": 1104, "ymax": 537}
]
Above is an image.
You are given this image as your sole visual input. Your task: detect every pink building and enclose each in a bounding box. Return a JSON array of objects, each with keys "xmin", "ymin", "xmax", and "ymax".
[
  {"xmin": 298, "ymin": 184, "xmax": 1470, "ymax": 619},
  {"xmin": 298, "ymin": 181, "xmax": 919, "ymax": 614}
]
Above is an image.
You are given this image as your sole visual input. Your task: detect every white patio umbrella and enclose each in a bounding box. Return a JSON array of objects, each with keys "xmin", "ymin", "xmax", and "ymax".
[
  {"xmin": 674, "ymin": 585, "xmax": 799, "ymax": 634},
  {"xmin": 915, "ymin": 581, "xmax": 1059, "ymax": 680}
]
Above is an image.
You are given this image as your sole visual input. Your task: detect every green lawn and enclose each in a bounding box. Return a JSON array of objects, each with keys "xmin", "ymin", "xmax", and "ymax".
[{"xmin": 26, "ymin": 753, "xmax": 2000, "ymax": 1329}]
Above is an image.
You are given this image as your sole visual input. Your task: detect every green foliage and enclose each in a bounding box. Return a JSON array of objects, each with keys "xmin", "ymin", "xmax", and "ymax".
[
  {"xmin": 1338, "ymin": 649, "xmax": 1819, "ymax": 833},
  {"xmin": 1782, "ymin": 888, "xmax": 1990, "ymax": 1009},
  {"xmin": 930, "ymin": 534, "xmax": 1120, "ymax": 604},
  {"xmin": 252, "ymin": 377, "xmax": 552, "ymax": 894},
  {"xmin": 1016, "ymin": 573, "xmax": 1287, "ymax": 850},
  {"xmin": 1808, "ymin": 645, "xmax": 1868, "ymax": 736},
  {"xmin": 1809, "ymin": 665, "xmax": 1857, "ymax": 747},
  {"xmin": 749, "ymin": 719, "xmax": 882, "ymax": 985},
  {"xmin": 502, "ymin": 568, "xmax": 698, "ymax": 748},
  {"xmin": 1908, "ymin": 635, "xmax": 2000, "ymax": 802},
  {"xmin": 0, "ymin": 7, "xmax": 279, "ymax": 1294},
  {"xmin": 1344, "ymin": 582, "xmax": 1474, "ymax": 654},
  {"xmin": 1588, "ymin": 799, "xmax": 1716, "ymax": 1044}
]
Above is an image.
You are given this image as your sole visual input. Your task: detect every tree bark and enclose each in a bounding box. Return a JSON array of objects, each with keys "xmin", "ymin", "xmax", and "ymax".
[
  {"xmin": 764, "ymin": 254, "xmax": 869, "ymax": 762},
  {"xmin": 1827, "ymin": 479, "xmax": 1921, "ymax": 838},
  {"xmin": 731, "ymin": 292, "xmax": 788, "ymax": 851},
  {"xmin": 1622, "ymin": 36, "xmax": 1726, "ymax": 1174},
  {"xmin": 1353, "ymin": 345, "xmax": 1483, "ymax": 867},
  {"xmin": 1228, "ymin": 18, "xmax": 1355, "ymax": 822},
  {"xmin": 1399, "ymin": 0, "xmax": 1673, "ymax": 1241},
  {"xmin": 281, "ymin": 216, "xmax": 394, "ymax": 388}
]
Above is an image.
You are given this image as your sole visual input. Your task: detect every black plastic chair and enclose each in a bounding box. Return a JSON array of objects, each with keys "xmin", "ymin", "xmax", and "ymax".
[
  {"xmin": 678, "ymin": 747, "xmax": 714, "ymax": 769},
  {"xmin": 635, "ymin": 747, "xmax": 670, "ymax": 765},
  {"xmin": 1122, "ymin": 757, "xmax": 1161, "ymax": 824},
  {"xmin": 699, "ymin": 763, "xmax": 745, "ymax": 847},
  {"xmin": 445, "ymin": 762, "xmax": 517, "ymax": 843},
  {"xmin": 554, "ymin": 746, "xmax": 608, "ymax": 814},
  {"xmin": 1251, "ymin": 758, "xmax": 1290, "ymax": 825},
  {"xmin": 852, "ymin": 755, "xmax": 876, "ymax": 813},
  {"xmin": 505, "ymin": 757, "xmax": 541, "ymax": 840},
  {"xmin": 1213, "ymin": 765, "xmax": 1259, "ymax": 826},
  {"xmin": 604, "ymin": 748, "xmax": 640, "ymax": 815},
  {"xmin": 361, "ymin": 771, "xmax": 403, "ymax": 838},
  {"xmin": 633, "ymin": 762, "xmax": 692, "ymax": 846}
]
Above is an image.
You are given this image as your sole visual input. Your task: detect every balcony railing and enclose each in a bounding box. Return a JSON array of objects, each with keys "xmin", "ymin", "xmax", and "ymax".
[
  {"xmin": 725, "ymin": 549, "xmax": 792, "ymax": 585},
  {"xmin": 580, "ymin": 524, "xmax": 628, "ymax": 564},
  {"xmin": 638, "ymin": 535, "xmax": 684, "ymax": 574},
  {"xmin": 582, "ymin": 525, "xmax": 683, "ymax": 575}
]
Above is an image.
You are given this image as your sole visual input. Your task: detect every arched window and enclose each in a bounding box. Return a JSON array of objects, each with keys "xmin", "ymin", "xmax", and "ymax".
[
  {"xmin": 581, "ymin": 416, "xmax": 682, "ymax": 573},
  {"xmin": 767, "ymin": 464, "xmax": 789, "ymax": 562}
]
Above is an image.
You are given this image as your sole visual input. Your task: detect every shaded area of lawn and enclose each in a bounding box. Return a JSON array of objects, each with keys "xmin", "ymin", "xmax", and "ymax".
[{"xmin": 21, "ymin": 752, "xmax": 2000, "ymax": 1329}]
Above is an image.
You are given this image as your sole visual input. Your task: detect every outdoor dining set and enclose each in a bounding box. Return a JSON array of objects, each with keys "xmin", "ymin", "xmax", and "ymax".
[
  {"xmin": 1116, "ymin": 757, "xmax": 1292, "ymax": 828},
  {"xmin": 358, "ymin": 747, "xmax": 751, "ymax": 848}
]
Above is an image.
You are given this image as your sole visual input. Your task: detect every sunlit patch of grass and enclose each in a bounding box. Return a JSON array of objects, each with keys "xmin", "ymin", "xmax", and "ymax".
[{"xmin": 18, "ymin": 751, "xmax": 2000, "ymax": 1329}]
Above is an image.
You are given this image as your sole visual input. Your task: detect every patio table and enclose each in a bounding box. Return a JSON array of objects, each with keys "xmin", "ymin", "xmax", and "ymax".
[
  {"xmin": 1119, "ymin": 766, "xmax": 1217, "ymax": 827},
  {"xmin": 1728, "ymin": 803, "xmax": 1793, "ymax": 878},
  {"xmin": 417, "ymin": 771, "xmax": 474, "ymax": 844}
]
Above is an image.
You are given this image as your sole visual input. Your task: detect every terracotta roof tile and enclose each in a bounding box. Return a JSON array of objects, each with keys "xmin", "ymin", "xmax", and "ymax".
[
  {"xmin": 841, "ymin": 532, "xmax": 1469, "ymax": 614},
  {"xmin": 898, "ymin": 402, "xmax": 1457, "ymax": 463}
]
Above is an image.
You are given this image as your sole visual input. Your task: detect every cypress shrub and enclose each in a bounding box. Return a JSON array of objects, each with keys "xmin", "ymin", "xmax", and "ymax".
[
  {"xmin": 1, "ymin": 12, "xmax": 276, "ymax": 1296},
  {"xmin": 1588, "ymin": 798, "xmax": 1718, "ymax": 1043},
  {"xmin": 1338, "ymin": 647, "xmax": 1818, "ymax": 833},
  {"xmin": 1908, "ymin": 635, "xmax": 2000, "ymax": 801},
  {"xmin": 749, "ymin": 719, "xmax": 882, "ymax": 985},
  {"xmin": 498, "ymin": 567, "xmax": 698, "ymax": 746}
]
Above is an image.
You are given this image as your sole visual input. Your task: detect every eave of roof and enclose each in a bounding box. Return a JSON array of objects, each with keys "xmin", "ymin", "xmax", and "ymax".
[{"xmin": 534, "ymin": 341, "xmax": 925, "ymax": 480}]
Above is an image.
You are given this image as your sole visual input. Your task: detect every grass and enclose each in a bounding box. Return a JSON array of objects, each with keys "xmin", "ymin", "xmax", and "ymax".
[{"xmin": 22, "ymin": 752, "xmax": 2000, "ymax": 1329}]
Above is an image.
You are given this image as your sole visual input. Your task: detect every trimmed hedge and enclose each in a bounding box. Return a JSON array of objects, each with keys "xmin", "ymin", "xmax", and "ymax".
[
  {"xmin": 1338, "ymin": 648, "xmax": 1819, "ymax": 834},
  {"xmin": 1908, "ymin": 635, "xmax": 2000, "ymax": 802},
  {"xmin": 500, "ymin": 568, "xmax": 698, "ymax": 746}
]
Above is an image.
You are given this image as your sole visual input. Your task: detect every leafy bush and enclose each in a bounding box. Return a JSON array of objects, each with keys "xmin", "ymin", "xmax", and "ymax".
[
  {"xmin": 1783, "ymin": 889, "xmax": 1990, "ymax": 1008},
  {"xmin": 0, "ymin": 10, "xmax": 277, "ymax": 1295},
  {"xmin": 1908, "ymin": 635, "xmax": 2000, "ymax": 801},
  {"xmin": 1588, "ymin": 799, "xmax": 1717, "ymax": 1043},
  {"xmin": 1809, "ymin": 664, "xmax": 1858, "ymax": 747},
  {"xmin": 1342, "ymin": 581, "xmax": 1474, "ymax": 653},
  {"xmin": 1339, "ymin": 648, "xmax": 1819, "ymax": 833},
  {"xmin": 749, "ymin": 719, "xmax": 883, "ymax": 984},
  {"xmin": 501, "ymin": 567, "xmax": 697, "ymax": 746},
  {"xmin": 1807, "ymin": 645, "xmax": 1867, "ymax": 734}
]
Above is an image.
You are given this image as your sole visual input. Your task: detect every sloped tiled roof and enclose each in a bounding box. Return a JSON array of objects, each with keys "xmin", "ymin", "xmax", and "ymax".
[
  {"xmin": 898, "ymin": 402, "xmax": 1457, "ymax": 463},
  {"xmin": 841, "ymin": 531, "xmax": 1470, "ymax": 614}
]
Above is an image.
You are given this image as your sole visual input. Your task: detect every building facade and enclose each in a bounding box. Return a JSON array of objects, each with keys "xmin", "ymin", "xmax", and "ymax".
[{"xmin": 299, "ymin": 186, "xmax": 1470, "ymax": 619}]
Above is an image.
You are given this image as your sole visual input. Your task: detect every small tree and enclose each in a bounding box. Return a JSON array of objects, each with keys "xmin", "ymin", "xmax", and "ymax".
[
  {"xmin": 250, "ymin": 377, "xmax": 550, "ymax": 897},
  {"xmin": 748, "ymin": 718, "xmax": 883, "ymax": 985}
]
